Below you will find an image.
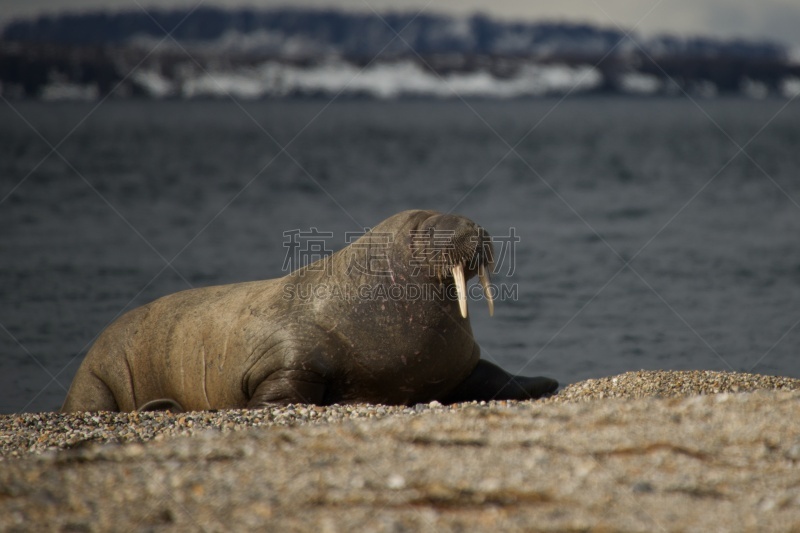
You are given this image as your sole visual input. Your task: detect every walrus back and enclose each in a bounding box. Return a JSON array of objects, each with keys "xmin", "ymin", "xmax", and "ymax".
[
  {"xmin": 62, "ymin": 280, "xmax": 277, "ymax": 412},
  {"xmin": 61, "ymin": 305, "xmax": 149, "ymax": 412}
]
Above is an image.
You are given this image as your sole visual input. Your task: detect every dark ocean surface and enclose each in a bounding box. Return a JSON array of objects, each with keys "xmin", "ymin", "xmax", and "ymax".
[{"xmin": 2, "ymin": 97, "xmax": 799, "ymax": 413}]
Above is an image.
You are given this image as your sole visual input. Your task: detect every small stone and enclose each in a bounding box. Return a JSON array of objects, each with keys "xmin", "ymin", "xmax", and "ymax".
[
  {"xmin": 387, "ymin": 474, "xmax": 406, "ymax": 490},
  {"xmin": 760, "ymin": 498, "xmax": 777, "ymax": 512},
  {"xmin": 785, "ymin": 444, "xmax": 800, "ymax": 461}
]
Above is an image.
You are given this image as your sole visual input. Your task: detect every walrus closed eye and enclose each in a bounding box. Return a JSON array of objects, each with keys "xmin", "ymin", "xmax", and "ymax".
[{"xmin": 61, "ymin": 210, "xmax": 558, "ymax": 413}]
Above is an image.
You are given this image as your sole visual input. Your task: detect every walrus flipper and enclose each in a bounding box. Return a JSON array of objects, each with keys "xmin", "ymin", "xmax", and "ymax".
[
  {"xmin": 441, "ymin": 359, "xmax": 558, "ymax": 404},
  {"xmin": 137, "ymin": 399, "xmax": 184, "ymax": 413},
  {"xmin": 61, "ymin": 370, "xmax": 119, "ymax": 412},
  {"xmin": 247, "ymin": 369, "xmax": 326, "ymax": 407}
]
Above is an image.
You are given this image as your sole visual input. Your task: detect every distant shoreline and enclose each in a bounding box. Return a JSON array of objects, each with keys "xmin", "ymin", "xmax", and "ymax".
[{"xmin": 3, "ymin": 7, "xmax": 798, "ymax": 101}]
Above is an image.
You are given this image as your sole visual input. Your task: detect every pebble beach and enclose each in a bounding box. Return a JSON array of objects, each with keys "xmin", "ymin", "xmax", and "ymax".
[{"xmin": 2, "ymin": 370, "xmax": 800, "ymax": 531}]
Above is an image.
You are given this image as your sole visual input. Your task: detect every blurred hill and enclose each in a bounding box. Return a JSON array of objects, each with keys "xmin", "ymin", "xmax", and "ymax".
[{"xmin": 2, "ymin": 7, "xmax": 799, "ymax": 100}]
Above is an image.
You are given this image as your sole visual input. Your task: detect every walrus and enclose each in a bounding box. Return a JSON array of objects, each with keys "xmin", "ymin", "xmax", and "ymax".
[{"xmin": 62, "ymin": 210, "xmax": 557, "ymax": 412}]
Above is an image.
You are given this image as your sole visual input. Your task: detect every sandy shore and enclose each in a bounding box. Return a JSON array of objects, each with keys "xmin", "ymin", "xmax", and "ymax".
[{"xmin": 2, "ymin": 370, "xmax": 800, "ymax": 532}]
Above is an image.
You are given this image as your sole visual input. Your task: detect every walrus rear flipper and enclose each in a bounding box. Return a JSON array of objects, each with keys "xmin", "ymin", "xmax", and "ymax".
[
  {"xmin": 137, "ymin": 399, "xmax": 184, "ymax": 413},
  {"xmin": 440, "ymin": 359, "xmax": 558, "ymax": 404}
]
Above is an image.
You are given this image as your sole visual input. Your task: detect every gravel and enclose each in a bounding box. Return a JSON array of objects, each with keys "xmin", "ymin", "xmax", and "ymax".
[
  {"xmin": 547, "ymin": 369, "xmax": 800, "ymax": 402},
  {"xmin": 2, "ymin": 370, "xmax": 800, "ymax": 532}
]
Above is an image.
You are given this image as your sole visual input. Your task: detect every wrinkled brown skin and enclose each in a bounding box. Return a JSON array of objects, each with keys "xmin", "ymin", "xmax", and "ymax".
[{"xmin": 62, "ymin": 210, "xmax": 557, "ymax": 412}]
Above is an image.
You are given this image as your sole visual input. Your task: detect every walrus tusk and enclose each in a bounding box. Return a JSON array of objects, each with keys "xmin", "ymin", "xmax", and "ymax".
[
  {"xmin": 479, "ymin": 263, "xmax": 494, "ymax": 317},
  {"xmin": 452, "ymin": 263, "xmax": 468, "ymax": 318}
]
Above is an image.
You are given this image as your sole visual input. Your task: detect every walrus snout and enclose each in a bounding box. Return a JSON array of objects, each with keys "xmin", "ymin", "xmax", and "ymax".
[{"xmin": 416, "ymin": 213, "xmax": 494, "ymax": 319}]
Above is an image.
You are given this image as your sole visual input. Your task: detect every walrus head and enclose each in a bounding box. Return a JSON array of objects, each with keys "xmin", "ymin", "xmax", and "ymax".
[{"xmin": 413, "ymin": 213, "xmax": 495, "ymax": 319}]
